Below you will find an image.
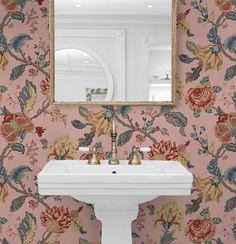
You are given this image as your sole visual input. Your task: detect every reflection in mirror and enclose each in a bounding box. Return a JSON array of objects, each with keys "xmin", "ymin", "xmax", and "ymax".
[
  {"xmin": 55, "ymin": 49, "xmax": 110, "ymax": 102},
  {"xmin": 52, "ymin": 0, "xmax": 176, "ymax": 104}
]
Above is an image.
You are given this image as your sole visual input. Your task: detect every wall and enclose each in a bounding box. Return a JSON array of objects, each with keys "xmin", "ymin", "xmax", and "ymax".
[{"xmin": 0, "ymin": 0, "xmax": 236, "ymax": 244}]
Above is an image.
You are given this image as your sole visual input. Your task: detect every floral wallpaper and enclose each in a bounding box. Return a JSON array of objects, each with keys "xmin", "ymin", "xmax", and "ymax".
[{"xmin": 0, "ymin": 0, "xmax": 236, "ymax": 243}]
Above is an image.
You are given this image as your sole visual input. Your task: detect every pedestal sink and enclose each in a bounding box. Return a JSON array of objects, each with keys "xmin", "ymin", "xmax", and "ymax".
[{"xmin": 38, "ymin": 160, "xmax": 193, "ymax": 244}]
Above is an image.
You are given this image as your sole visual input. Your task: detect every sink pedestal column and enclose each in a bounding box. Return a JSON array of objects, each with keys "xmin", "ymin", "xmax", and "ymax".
[{"xmin": 73, "ymin": 195, "xmax": 154, "ymax": 244}]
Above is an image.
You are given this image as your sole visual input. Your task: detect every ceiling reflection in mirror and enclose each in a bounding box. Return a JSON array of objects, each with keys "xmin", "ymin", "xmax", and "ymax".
[{"xmin": 52, "ymin": 0, "xmax": 176, "ymax": 104}]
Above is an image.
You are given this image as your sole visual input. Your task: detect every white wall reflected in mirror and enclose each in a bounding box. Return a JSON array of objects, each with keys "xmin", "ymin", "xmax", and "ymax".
[{"xmin": 53, "ymin": 0, "xmax": 175, "ymax": 104}]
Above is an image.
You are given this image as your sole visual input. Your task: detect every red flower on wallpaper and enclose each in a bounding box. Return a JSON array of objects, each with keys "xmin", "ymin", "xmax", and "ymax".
[
  {"xmin": 80, "ymin": 151, "xmax": 107, "ymax": 160},
  {"xmin": 0, "ymin": 0, "xmax": 18, "ymax": 12},
  {"xmin": 0, "ymin": 113, "xmax": 34, "ymax": 143},
  {"xmin": 40, "ymin": 78, "xmax": 50, "ymax": 97},
  {"xmin": 216, "ymin": 0, "xmax": 233, "ymax": 12},
  {"xmin": 186, "ymin": 85, "xmax": 216, "ymax": 111},
  {"xmin": 186, "ymin": 217, "xmax": 216, "ymax": 242},
  {"xmin": 148, "ymin": 140, "xmax": 178, "ymax": 160},
  {"xmin": 215, "ymin": 113, "xmax": 236, "ymax": 143},
  {"xmin": 40, "ymin": 206, "xmax": 72, "ymax": 234}
]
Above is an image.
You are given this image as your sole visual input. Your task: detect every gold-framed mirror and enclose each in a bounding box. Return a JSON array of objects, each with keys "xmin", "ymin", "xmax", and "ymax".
[{"xmin": 50, "ymin": 0, "xmax": 177, "ymax": 105}]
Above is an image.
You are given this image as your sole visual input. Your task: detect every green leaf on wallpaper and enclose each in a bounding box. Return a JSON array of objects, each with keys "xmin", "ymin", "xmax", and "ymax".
[
  {"xmin": 207, "ymin": 159, "xmax": 221, "ymax": 176},
  {"xmin": 225, "ymin": 65, "xmax": 236, "ymax": 81},
  {"xmin": 224, "ymin": 196, "xmax": 236, "ymax": 212},
  {"xmin": 213, "ymin": 86, "xmax": 223, "ymax": 93},
  {"xmin": 10, "ymin": 11, "xmax": 25, "ymax": 23},
  {"xmin": 10, "ymin": 64, "xmax": 28, "ymax": 80},
  {"xmin": 0, "ymin": 217, "xmax": 8, "ymax": 224},
  {"xmin": 186, "ymin": 41, "xmax": 198, "ymax": 52},
  {"xmin": 118, "ymin": 130, "xmax": 134, "ymax": 146},
  {"xmin": 232, "ymin": 224, "xmax": 236, "ymax": 240},
  {"xmin": 225, "ymin": 143, "xmax": 236, "ymax": 152},
  {"xmin": 179, "ymin": 0, "xmax": 186, "ymax": 5},
  {"xmin": 117, "ymin": 106, "xmax": 132, "ymax": 117},
  {"xmin": 160, "ymin": 230, "xmax": 175, "ymax": 244},
  {"xmin": 226, "ymin": 11, "xmax": 236, "ymax": 20},
  {"xmin": 18, "ymin": 80, "xmax": 37, "ymax": 115},
  {"xmin": 200, "ymin": 76, "xmax": 210, "ymax": 85},
  {"xmin": 205, "ymin": 241, "xmax": 213, "ymax": 244},
  {"xmin": 18, "ymin": 211, "xmax": 37, "ymax": 244},
  {"xmin": 185, "ymin": 197, "xmax": 202, "ymax": 215},
  {"xmin": 213, "ymin": 218, "xmax": 222, "ymax": 225},
  {"xmin": 11, "ymin": 143, "xmax": 25, "ymax": 154},
  {"xmin": 132, "ymin": 232, "xmax": 140, "ymax": 238},
  {"xmin": 160, "ymin": 105, "xmax": 173, "ymax": 115},
  {"xmin": 216, "ymin": 239, "xmax": 223, "ymax": 244},
  {"xmin": 200, "ymin": 208, "xmax": 210, "ymax": 217},
  {"xmin": 1, "ymin": 238, "xmax": 9, "ymax": 244},
  {"xmin": 232, "ymin": 92, "xmax": 236, "ymax": 110},
  {"xmin": 78, "ymin": 131, "xmax": 95, "ymax": 147},
  {"xmin": 165, "ymin": 112, "xmax": 187, "ymax": 136},
  {"xmin": 79, "ymin": 106, "xmax": 91, "ymax": 119},
  {"xmin": 0, "ymin": 85, "xmax": 8, "ymax": 93},
  {"xmin": 178, "ymin": 54, "xmax": 197, "ymax": 64},
  {"xmin": 10, "ymin": 196, "xmax": 27, "ymax": 212},
  {"xmin": 79, "ymin": 238, "xmax": 89, "ymax": 244},
  {"xmin": 10, "ymin": 165, "xmax": 32, "ymax": 184},
  {"xmin": 71, "ymin": 120, "xmax": 88, "ymax": 129},
  {"xmin": 186, "ymin": 66, "xmax": 202, "ymax": 83}
]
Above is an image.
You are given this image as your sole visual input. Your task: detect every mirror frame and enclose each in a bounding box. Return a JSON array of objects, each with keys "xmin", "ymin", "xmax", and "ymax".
[{"xmin": 49, "ymin": 0, "xmax": 177, "ymax": 106}]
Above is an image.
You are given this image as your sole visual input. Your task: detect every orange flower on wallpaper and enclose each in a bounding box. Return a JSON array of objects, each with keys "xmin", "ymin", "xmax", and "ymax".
[
  {"xmin": 194, "ymin": 176, "xmax": 223, "ymax": 203},
  {"xmin": 215, "ymin": 113, "xmax": 236, "ymax": 143},
  {"xmin": 186, "ymin": 85, "xmax": 216, "ymax": 111},
  {"xmin": 40, "ymin": 206, "xmax": 72, "ymax": 234},
  {"xmin": 193, "ymin": 45, "xmax": 223, "ymax": 71},
  {"xmin": 216, "ymin": 0, "xmax": 233, "ymax": 12},
  {"xmin": 0, "ymin": 113, "xmax": 34, "ymax": 143},
  {"xmin": 186, "ymin": 217, "xmax": 216, "ymax": 243},
  {"xmin": 148, "ymin": 140, "xmax": 178, "ymax": 160},
  {"xmin": 47, "ymin": 135, "xmax": 77, "ymax": 160},
  {"xmin": 154, "ymin": 201, "xmax": 183, "ymax": 231},
  {"xmin": 0, "ymin": 0, "xmax": 18, "ymax": 12}
]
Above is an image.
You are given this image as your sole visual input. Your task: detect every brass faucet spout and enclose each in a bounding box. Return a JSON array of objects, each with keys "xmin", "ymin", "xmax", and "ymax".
[{"xmin": 108, "ymin": 118, "xmax": 119, "ymax": 165}]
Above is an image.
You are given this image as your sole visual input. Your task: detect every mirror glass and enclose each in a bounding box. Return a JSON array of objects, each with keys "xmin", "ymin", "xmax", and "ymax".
[{"xmin": 52, "ymin": 0, "xmax": 176, "ymax": 104}]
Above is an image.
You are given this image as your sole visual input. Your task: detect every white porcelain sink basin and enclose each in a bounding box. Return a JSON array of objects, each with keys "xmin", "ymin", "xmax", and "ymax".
[{"xmin": 38, "ymin": 160, "xmax": 193, "ymax": 244}]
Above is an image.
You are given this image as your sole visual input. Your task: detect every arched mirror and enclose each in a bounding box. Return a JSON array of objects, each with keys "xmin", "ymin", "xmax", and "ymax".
[{"xmin": 54, "ymin": 48, "xmax": 114, "ymax": 102}]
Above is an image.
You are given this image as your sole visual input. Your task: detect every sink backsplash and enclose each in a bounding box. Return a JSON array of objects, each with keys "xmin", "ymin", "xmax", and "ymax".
[{"xmin": 0, "ymin": 0, "xmax": 236, "ymax": 243}]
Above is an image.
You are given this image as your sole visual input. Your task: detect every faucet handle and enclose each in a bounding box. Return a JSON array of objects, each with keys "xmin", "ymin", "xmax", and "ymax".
[
  {"xmin": 79, "ymin": 147, "xmax": 101, "ymax": 165},
  {"xmin": 78, "ymin": 147, "xmax": 90, "ymax": 152},
  {"xmin": 129, "ymin": 147, "xmax": 142, "ymax": 165},
  {"xmin": 140, "ymin": 147, "xmax": 151, "ymax": 152}
]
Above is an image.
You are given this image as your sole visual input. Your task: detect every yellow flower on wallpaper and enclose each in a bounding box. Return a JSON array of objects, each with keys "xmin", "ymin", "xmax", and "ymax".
[
  {"xmin": 47, "ymin": 135, "xmax": 77, "ymax": 160},
  {"xmin": 0, "ymin": 183, "xmax": 8, "ymax": 202},
  {"xmin": 154, "ymin": 201, "xmax": 183, "ymax": 231},
  {"xmin": 194, "ymin": 176, "xmax": 223, "ymax": 203},
  {"xmin": 86, "ymin": 110, "xmax": 112, "ymax": 136},
  {"xmin": 0, "ymin": 52, "xmax": 8, "ymax": 71},
  {"xmin": 193, "ymin": 44, "xmax": 223, "ymax": 71}
]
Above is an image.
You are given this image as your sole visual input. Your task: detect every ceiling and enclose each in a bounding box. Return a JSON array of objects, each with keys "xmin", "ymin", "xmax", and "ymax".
[{"xmin": 55, "ymin": 0, "xmax": 172, "ymax": 16}]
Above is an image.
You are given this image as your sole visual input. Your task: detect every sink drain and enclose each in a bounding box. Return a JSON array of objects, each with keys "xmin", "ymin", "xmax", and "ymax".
[{"xmin": 112, "ymin": 171, "xmax": 117, "ymax": 174}]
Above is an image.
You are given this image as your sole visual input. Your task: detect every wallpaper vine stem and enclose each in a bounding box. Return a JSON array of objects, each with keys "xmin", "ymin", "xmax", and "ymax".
[{"xmin": 0, "ymin": 0, "xmax": 236, "ymax": 244}]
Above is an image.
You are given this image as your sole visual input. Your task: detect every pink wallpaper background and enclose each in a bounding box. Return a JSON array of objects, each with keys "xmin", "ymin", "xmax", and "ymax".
[{"xmin": 0, "ymin": 0, "xmax": 236, "ymax": 243}]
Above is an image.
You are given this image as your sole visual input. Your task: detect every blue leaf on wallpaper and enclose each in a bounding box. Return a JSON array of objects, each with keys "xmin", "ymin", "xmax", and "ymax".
[
  {"xmin": 207, "ymin": 27, "xmax": 220, "ymax": 44},
  {"xmin": 232, "ymin": 224, "xmax": 236, "ymax": 240},
  {"xmin": 0, "ymin": 217, "xmax": 8, "ymax": 224},
  {"xmin": 117, "ymin": 106, "xmax": 132, "ymax": 117},
  {"xmin": 0, "ymin": 32, "xmax": 5, "ymax": 45},
  {"xmin": 10, "ymin": 11, "xmax": 25, "ymax": 23},
  {"xmin": 0, "ymin": 165, "xmax": 6, "ymax": 184},
  {"xmin": 71, "ymin": 120, "xmax": 88, "ymax": 129},
  {"xmin": 207, "ymin": 159, "xmax": 221, "ymax": 176},
  {"xmin": 178, "ymin": 54, "xmax": 196, "ymax": 64},
  {"xmin": 1, "ymin": 238, "xmax": 9, "ymax": 244},
  {"xmin": 10, "ymin": 64, "xmax": 28, "ymax": 81},
  {"xmin": 10, "ymin": 34, "xmax": 32, "ymax": 52},
  {"xmin": 225, "ymin": 143, "xmax": 236, "ymax": 152},
  {"xmin": 225, "ymin": 65, "xmax": 236, "ymax": 81},
  {"xmin": 224, "ymin": 34, "xmax": 236, "ymax": 53},
  {"xmin": 17, "ymin": 0, "xmax": 26, "ymax": 10},
  {"xmin": 10, "ymin": 196, "xmax": 27, "ymax": 212},
  {"xmin": 224, "ymin": 196, "xmax": 236, "ymax": 212},
  {"xmin": 165, "ymin": 112, "xmax": 187, "ymax": 136},
  {"xmin": 224, "ymin": 166, "xmax": 236, "ymax": 183},
  {"xmin": 10, "ymin": 165, "xmax": 32, "ymax": 184},
  {"xmin": 232, "ymin": 92, "xmax": 236, "ymax": 109},
  {"xmin": 225, "ymin": 11, "xmax": 236, "ymax": 21},
  {"xmin": 11, "ymin": 143, "xmax": 25, "ymax": 154}
]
